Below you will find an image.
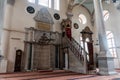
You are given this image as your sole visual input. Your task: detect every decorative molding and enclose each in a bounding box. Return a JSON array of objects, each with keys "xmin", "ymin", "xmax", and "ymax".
[
  {"xmin": 11, "ymin": 38, "xmax": 21, "ymax": 40},
  {"xmin": 3, "ymin": 28, "xmax": 26, "ymax": 34}
]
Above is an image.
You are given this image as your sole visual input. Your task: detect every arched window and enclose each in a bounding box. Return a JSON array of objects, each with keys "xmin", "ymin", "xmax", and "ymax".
[
  {"xmin": 78, "ymin": 14, "xmax": 87, "ymax": 24},
  {"xmin": 103, "ymin": 10, "xmax": 110, "ymax": 21},
  {"xmin": 28, "ymin": 0, "xmax": 35, "ymax": 3},
  {"xmin": 38, "ymin": 0, "xmax": 51, "ymax": 8},
  {"xmin": 27, "ymin": 0, "xmax": 60, "ymax": 10},
  {"xmin": 54, "ymin": 0, "xmax": 60, "ymax": 10},
  {"xmin": 106, "ymin": 31, "xmax": 117, "ymax": 57}
]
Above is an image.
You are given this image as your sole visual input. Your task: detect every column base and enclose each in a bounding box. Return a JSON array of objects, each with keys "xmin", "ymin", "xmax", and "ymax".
[
  {"xmin": 98, "ymin": 51, "xmax": 117, "ymax": 75},
  {"xmin": 0, "ymin": 59, "xmax": 7, "ymax": 73}
]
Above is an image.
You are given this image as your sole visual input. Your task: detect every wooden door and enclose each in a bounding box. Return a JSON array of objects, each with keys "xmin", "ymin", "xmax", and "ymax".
[
  {"xmin": 87, "ymin": 42, "xmax": 94, "ymax": 70},
  {"xmin": 14, "ymin": 50, "xmax": 22, "ymax": 72}
]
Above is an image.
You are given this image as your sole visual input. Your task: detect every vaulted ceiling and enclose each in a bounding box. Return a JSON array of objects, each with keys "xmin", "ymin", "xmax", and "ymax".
[
  {"xmin": 75, "ymin": 0, "xmax": 94, "ymax": 15},
  {"xmin": 76, "ymin": 0, "xmax": 120, "ymax": 14}
]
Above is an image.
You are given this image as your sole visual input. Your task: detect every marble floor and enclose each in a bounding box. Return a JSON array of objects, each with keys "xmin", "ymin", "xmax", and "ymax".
[{"xmin": 0, "ymin": 70, "xmax": 120, "ymax": 80}]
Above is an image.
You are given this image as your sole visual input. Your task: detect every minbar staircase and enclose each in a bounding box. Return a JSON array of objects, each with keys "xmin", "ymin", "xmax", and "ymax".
[
  {"xmin": 66, "ymin": 37, "xmax": 85, "ymax": 63},
  {"xmin": 63, "ymin": 36, "xmax": 88, "ymax": 74}
]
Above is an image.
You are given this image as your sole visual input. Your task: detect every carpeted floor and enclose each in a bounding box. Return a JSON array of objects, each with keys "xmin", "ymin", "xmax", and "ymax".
[{"xmin": 0, "ymin": 70, "xmax": 120, "ymax": 80}]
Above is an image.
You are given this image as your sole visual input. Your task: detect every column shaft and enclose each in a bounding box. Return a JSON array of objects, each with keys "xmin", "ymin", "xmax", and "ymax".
[
  {"xmin": 1, "ymin": 0, "xmax": 13, "ymax": 58},
  {"xmin": 93, "ymin": 0, "xmax": 117, "ymax": 75}
]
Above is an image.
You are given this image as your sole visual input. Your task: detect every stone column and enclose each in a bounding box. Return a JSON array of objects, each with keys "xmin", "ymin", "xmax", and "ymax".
[
  {"xmin": 0, "ymin": 0, "xmax": 4, "ymax": 31},
  {"xmin": 1, "ymin": 0, "xmax": 14, "ymax": 58},
  {"xmin": 65, "ymin": 53, "xmax": 68, "ymax": 70},
  {"xmin": 93, "ymin": 0, "xmax": 117, "ymax": 75}
]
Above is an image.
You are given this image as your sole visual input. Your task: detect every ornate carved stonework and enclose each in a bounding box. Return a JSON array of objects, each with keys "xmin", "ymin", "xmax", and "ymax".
[
  {"xmin": 23, "ymin": 28, "xmax": 61, "ymax": 71},
  {"xmin": 34, "ymin": 8, "xmax": 54, "ymax": 31},
  {"xmin": 34, "ymin": 8, "xmax": 54, "ymax": 24},
  {"xmin": 61, "ymin": 18, "xmax": 72, "ymax": 29},
  {"xmin": 80, "ymin": 26, "xmax": 93, "ymax": 42}
]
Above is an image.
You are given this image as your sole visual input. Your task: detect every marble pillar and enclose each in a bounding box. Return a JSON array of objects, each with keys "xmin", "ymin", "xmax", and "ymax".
[
  {"xmin": 93, "ymin": 0, "xmax": 117, "ymax": 75},
  {"xmin": 1, "ymin": 0, "xmax": 13, "ymax": 58}
]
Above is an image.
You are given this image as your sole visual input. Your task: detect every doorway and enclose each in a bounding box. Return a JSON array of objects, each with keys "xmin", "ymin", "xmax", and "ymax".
[
  {"xmin": 14, "ymin": 49, "xmax": 22, "ymax": 72},
  {"xmin": 87, "ymin": 42, "xmax": 94, "ymax": 70},
  {"xmin": 55, "ymin": 45, "xmax": 60, "ymax": 69}
]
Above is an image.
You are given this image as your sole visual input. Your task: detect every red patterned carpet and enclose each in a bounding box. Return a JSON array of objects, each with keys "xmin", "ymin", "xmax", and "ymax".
[{"xmin": 0, "ymin": 70, "xmax": 120, "ymax": 80}]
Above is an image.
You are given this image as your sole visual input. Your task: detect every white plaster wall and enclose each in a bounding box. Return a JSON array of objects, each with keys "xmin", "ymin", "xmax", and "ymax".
[
  {"xmin": 72, "ymin": 5, "xmax": 93, "ymax": 44},
  {"xmin": 11, "ymin": 0, "xmax": 67, "ymax": 32},
  {"xmin": 7, "ymin": 32, "xmax": 25, "ymax": 72},
  {"xmin": 7, "ymin": 0, "xmax": 68, "ymax": 72}
]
